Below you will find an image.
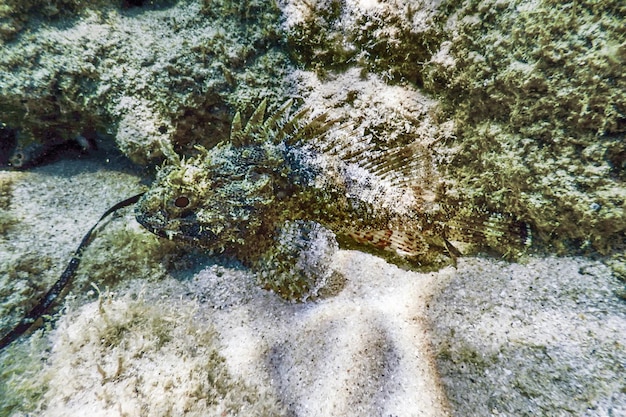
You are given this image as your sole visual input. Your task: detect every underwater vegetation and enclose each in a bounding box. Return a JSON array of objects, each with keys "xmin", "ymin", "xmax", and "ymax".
[
  {"xmin": 422, "ymin": 0, "xmax": 626, "ymax": 254},
  {"xmin": 0, "ymin": 172, "xmax": 17, "ymax": 233},
  {"xmin": 0, "ymin": 193, "xmax": 147, "ymax": 350},
  {"xmin": 1, "ymin": 294, "xmax": 286, "ymax": 416},
  {"xmin": 0, "ymin": 0, "xmax": 289, "ymax": 167},
  {"xmin": 0, "ymin": 330, "xmax": 49, "ymax": 416}
]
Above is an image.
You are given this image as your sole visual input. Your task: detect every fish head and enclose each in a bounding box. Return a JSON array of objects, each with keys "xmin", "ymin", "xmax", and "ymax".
[{"xmin": 135, "ymin": 143, "xmax": 279, "ymax": 250}]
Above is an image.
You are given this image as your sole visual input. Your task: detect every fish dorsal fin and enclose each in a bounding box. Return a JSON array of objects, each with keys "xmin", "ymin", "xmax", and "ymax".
[
  {"xmin": 356, "ymin": 142, "xmax": 434, "ymax": 188},
  {"xmin": 230, "ymin": 111, "xmax": 244, "ymax": 146},
  {"xmin": 230, "ymin": 99, "xmax": 326, "ymax": 148},
  {"xmin": 316, "ymin": 127, "xmax": 434, "ymax": 190},
  {"xmin": 263, "ymin": 99, "xmax": 293, "ymax": 133},
  {"xmin": 242, "ymin": 98, "xmax": 268, "ymax": 139},
  {"xmin": 228, "ymin": 101, "xmax": 433, "ymax": 192},
  {"xmin": 230, "ymin": 99, "xmax": 268, "ymax": 147},
  {"xmin": 284, "ymin": 111, "xmax": 338, "ymax": 146},
  {"xmin": 270, "ymin": 106, "xmax": 310, "ymax": 145}
]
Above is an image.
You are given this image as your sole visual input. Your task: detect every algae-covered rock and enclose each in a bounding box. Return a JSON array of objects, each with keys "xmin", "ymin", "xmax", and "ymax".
[
  {"xmin": 282, "ymin": 0, "xmax": 625, "ymax": 257},
  {"xmin": 0, "ymin": 0, "xmax": 290, "ymax": 165},
  {"xmin": 283, "ymin": 0, "xmax": 445, "ymax": 84},
  {"xmin": 423, "ymin": 0, "xmax": 626, "ymax": 253}
]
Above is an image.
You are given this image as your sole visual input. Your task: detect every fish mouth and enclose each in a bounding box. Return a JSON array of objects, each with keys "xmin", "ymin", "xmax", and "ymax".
[
  {"xmin": 135, "ymin": 209, "xmax": 172, "ymax": 239},
  {"xmin": 135, "ymin": 209, "xmax": 218, "ymax": 245}
]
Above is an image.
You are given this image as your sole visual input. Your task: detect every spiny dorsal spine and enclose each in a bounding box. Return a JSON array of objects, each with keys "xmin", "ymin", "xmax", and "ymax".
[{"xmin": 229, "ymin": 99, "xmax": 341, "ymax": 148}]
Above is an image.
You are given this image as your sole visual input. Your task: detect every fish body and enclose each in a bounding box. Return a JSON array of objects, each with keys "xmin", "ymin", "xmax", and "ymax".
[{"xmin": 135, "ymin": 100, "xmax": 530, "ymax": 299}]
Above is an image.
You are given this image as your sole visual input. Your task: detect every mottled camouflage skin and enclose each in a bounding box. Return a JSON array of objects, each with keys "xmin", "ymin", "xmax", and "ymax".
[{"xmin": 135, "ymin": 100, "xmax": 529, "ymax": 300}]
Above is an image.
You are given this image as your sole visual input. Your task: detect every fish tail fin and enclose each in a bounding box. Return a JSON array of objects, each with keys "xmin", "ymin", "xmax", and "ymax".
[{"xmin": 445, "ymin": 212, "xmax": 532, "ymax": 257}]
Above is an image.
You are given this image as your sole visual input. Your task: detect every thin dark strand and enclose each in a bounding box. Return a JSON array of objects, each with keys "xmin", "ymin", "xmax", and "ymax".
[{"xmin": 0, "ymin": 192, "xmax": 145, "ymax": 351}]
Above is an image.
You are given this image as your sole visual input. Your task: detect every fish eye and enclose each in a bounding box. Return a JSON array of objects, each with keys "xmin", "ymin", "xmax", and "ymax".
[{"xmin": 174, "ymin": 196, "xmax": 190, "ymax": 208}]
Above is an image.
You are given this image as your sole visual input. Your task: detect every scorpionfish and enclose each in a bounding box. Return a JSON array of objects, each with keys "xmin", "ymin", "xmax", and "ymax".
[{"xmin": 135, "ymin": 100, "xmax": 531, "ymax": 301}]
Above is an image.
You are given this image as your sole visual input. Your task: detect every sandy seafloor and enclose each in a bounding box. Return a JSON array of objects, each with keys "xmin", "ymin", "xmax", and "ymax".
[{"xmin": 0, "ymin": 148, "xmax": 624, "ymax": 417}]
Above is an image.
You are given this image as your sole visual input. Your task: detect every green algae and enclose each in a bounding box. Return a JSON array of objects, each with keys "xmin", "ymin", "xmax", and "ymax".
[
  {"xmin": 0, "ymin": 250, "xmax": 55, "ymax": 345},
  {"xmin": 0, "ymin": 173, "xmax": 17, "ymax": 234},
  {"xmin": 0, "ymin": 0, "xmax": 290, "ymax": 164},
  {"xmin": 1, "ymin": 295, "xmax": 286, "ymax": 416},
  {"xmin": 423, "ymin": 0, "xmax": 626, "ymax": 254},
  {"xmin": 76, "ymin": 219, "xmax": 182, "ymax": 290},
  {"xmin": 45, "ymin": 296, "xmax": 285, "ymax": 415},
  {"xmin": 286, "ymin": 1, "xmax": 444, "ymax": 84},
  {"xmin": 0, "ymin": 331, "xmax": 49, "ymax": 416}
]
